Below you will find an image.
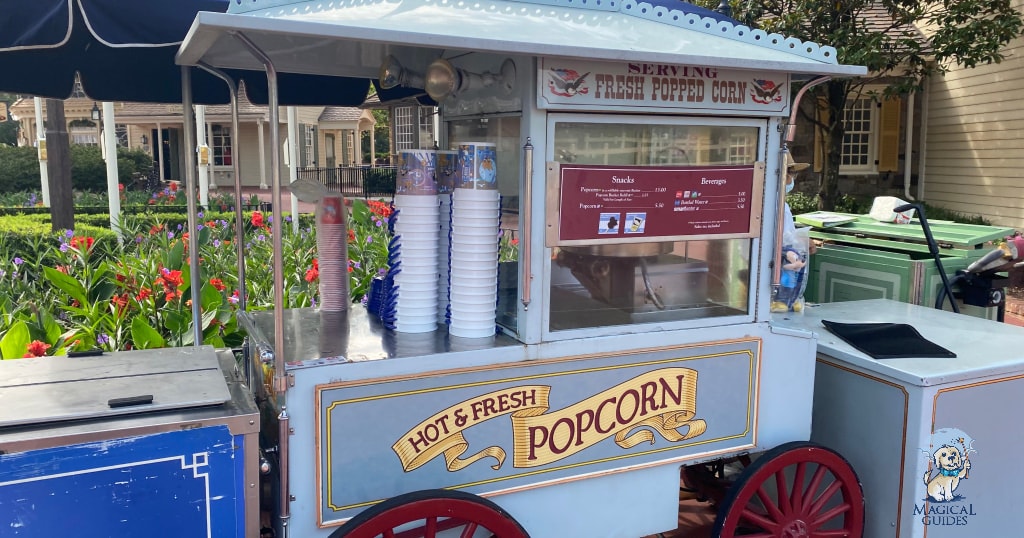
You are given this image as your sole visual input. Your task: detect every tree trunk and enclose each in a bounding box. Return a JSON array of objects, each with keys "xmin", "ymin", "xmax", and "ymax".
[
  {"xmin": 817, "ymin": 81, "xmax": 849, "ymax": 211},
  {"xmin": 45, "ymin": 99, "xmax": 74, "ymax": 232}
]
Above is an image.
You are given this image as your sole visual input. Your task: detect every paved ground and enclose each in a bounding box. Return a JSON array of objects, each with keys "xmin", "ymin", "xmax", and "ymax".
[{"xmin": 233, "ymin": 186, "xmax": 319, "ymax": 214}]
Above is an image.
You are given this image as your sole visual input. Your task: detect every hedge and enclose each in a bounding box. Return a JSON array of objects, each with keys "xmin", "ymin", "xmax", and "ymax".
[{"xmin": 0, "ymin": 145, "xmax": 154, "ymax": 193}]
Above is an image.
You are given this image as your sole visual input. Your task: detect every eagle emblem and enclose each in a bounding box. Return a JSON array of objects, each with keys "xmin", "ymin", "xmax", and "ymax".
[
  {"xmin": 750, "ymin": 79, "xmax": 784, "ymax": 104},
  {"xmin": 548, "ymin": 68, "xmax": 590, "ymax": 97}
]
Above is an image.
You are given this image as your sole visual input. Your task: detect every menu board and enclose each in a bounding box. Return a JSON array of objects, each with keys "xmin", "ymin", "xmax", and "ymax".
[{"xmin": 552, "ymin": 163, "xmax": 760, "ymax": 244}]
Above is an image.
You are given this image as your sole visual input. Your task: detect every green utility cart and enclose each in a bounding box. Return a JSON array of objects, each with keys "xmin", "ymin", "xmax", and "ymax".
[{"xmin": 800, "ymin": 214, "xmax": 1014, "ymax": 319}]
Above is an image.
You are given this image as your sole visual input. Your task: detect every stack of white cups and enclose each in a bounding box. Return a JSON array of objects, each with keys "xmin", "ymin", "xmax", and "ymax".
[
  {"xmin": 449, "ymin": 187, "xmax": 500, "ymax": 338},
  {"xmin": 316, "ymin": 195, "xmax": 349, "ymax": 312},
  {"xmin": 392, "ymin": 149, "xmax": 441, "ymax": 333}
]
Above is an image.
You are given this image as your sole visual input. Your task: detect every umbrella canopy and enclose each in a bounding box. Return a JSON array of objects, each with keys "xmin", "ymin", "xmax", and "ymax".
[{"xmin": 0, "ymin": 0, "xmax": 374, "ymax": 105}]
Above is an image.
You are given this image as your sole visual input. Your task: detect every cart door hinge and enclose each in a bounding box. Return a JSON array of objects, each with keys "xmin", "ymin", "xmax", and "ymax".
[{"xmin": 288, "ymin": 373, "xmax": 296, "ymax": 387}]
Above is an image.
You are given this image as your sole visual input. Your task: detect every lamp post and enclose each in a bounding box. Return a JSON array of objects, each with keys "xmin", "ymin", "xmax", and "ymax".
[{"xmin": 90, "ymin": 103, "xmax": 102, "ymax": 150}]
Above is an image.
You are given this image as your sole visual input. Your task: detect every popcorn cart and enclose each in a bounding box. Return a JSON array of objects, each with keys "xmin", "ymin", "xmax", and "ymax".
[{"xmin": 168, "ymin": 0, "xmax": 874, "ymax": 536}]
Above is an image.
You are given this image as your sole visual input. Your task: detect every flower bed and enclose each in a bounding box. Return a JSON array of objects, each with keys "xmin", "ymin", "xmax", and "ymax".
[{"xmin": 0, "ymin": 196, "xmax": 519, "ymax": 358}]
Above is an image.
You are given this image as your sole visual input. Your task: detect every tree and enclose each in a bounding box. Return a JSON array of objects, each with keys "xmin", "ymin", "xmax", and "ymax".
[
  {"xmin": 0, "ymin": 92, "xmax": 17, "ymax": 146},
  {"xmin": 45, "ymin": 99, "xmax": 75, "ymax": 231},
  {"xmin": 713, "ymin": 0, "xmax": 1024, "ymax": 210}
]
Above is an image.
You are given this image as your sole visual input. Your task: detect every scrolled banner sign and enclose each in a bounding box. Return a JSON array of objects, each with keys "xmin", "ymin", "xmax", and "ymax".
[{"xmin": 392, "ymin": 367, "xmax": 706, "ymax": 472}]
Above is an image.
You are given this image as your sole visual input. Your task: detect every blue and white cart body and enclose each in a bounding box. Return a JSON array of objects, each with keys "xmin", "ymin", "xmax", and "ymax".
[
  {"xmin": 0, "ymin": 347, "xmax": 260, "ymax": 537},
  {"xmin": 175, "ymin": 1, "xmax": 866, "ymax": 537}
]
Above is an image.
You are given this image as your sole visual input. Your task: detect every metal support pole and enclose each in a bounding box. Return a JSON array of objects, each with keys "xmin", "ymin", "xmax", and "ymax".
[
  {"xmin": 180, "ymin": 67, "xmax": 204, "ymax": 346},
  {"xmin": 774, "ymin": 76, "xmax": 831, "ymax": 290},
  {"xmin": 199, "ymin": 62, "xmax": 248, "ymax": 311},
  {"xmin": 233, "ymin": 31, "xmax": 289, "ymax": 529}
]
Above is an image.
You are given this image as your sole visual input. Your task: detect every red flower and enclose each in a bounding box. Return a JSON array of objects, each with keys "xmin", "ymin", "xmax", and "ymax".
[
  {"xmin": 251, "ymin": 211, "xmax": 265, "ymax": 228},
  {"xmin": 24, "ymin": 340, "xmax": 51, "ymax": 357},
  {"xmin": 161, "ymin": 269, "xmax": 184, "ymax": 287},
  {"xmin": 149, "ymin": 224, "xmax": 164, "ymax": 235},
  {"xmin": 348, "ymin": 229, "xmax": 356, "ymax": 243},
  {"xmin": 136, "ymin": 287, "xmax": 152, "ymax": 301},
  {"xmin": 111, "ymin": 293, "xmax": 130, "ymax": 314},
  {"xmin": 210, "ymin": 278, "xmax": 226, "ymax": 291},
  {"xmin": 70, "ymin": 236, "xmax": 95, "ymax": 252},
  {"xmin": 169, "ymin": 182, "xmax": 179, "ymax": 192},
  {"xmin": 511, "ymin": 238, "xmax": 519, "ymax": 246},
  {"xmin": 305, "ymin": 259, "xmax": 319, "ymax": 283},
  {"xmin": 118, "ymin": 183, "xmax": 125, "ymax": 192},
  {"xmin": 367, "ymin": 200, "xmax": 392, "ymax": 218}
]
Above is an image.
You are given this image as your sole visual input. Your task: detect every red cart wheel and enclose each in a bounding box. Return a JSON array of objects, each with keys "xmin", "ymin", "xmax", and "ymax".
[
  {"xmin": 712, "ymin": 441, "xmax": 863, "ymax": 538},
  {"xmin": 329, "ymin": 489, "xmax": 530, "ymax": 538}
]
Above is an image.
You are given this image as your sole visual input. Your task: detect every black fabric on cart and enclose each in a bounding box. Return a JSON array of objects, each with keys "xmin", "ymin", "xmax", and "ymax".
[{"xmin": 820, "ymin": 320, "xmax": 957, "ymax": 359}]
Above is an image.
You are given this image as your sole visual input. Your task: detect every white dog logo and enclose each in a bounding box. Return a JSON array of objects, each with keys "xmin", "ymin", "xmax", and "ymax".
[{"xmin": 923, "ymin": 443, "xmax": 971, "ymax": 502}]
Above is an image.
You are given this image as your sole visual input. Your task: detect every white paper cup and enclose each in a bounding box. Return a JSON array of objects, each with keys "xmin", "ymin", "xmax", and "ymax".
[
  {"xmin": 397, "ymin": 311, "xmax": 439, "ymax": 324},
  {"xmin": 394, "ymin": 267, "xmax": 438, "ymax": 277},
  {"xmin": 451, "ymin": 215, "xmax": 500, "ymax": 226},
  {"xmin": 450, "ymin": 252, "xmax": 499, "ymax": 264},
  {"xmin": 394, "ymin": 278, "xmax": 439, "ymax": 290},
  {"xmin": 435, "ymin": 151, "xmax": 459, "ymax": 194},
  {"xmin": 450, "ymin": 282, "xmax": 497, "ymax": 293},
  {"xmin": 393, "ymin": 212, "xmax": 440, "ymax": 222},
  {"xmin": 398, "ymin": 287, "xmax": 438, "ymax": 298},
  {"xmin": 396, "ymin": 150, "xmax": 438, "ymax": 195},
  {"xmin": 398, "ymin": 307, "xmax": 438, "ymax": 319},
  {"xmin": 449, "ymin": 324, "xmax": 496, "ymax": 338},
  {"xmin": 450, "ymin": 300, "xmax": 497, "ymax": 312},
  {"xmin": 394, "ymin": 194, "xmax": 441, "ymax": 207},
  {"xmin": 449, "ymin": 294, "xmax": 497, "ymax": 307},
  {"xmin": 456, "ymin": 142, "xmax": 497, "ymax": 190},
  {"xmin": 454, "ymin": 188, "xmax": 501, "ymax": 201},
  {"xmin": 454, "ymin": 268, "xmax": 499, "ymax": 279},
  {"xmin": 451, "ymin": 240, "xmax": 498, "ymax": 251},
  {"xmin": 396, "ymin": 321, "xmax": 437, "ymax": 334}
]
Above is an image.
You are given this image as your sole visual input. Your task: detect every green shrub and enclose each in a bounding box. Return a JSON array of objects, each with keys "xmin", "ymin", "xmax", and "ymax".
[
  {"xmin": 0, "ymin": 146, "xmax": 154, "ymax": 194},
  {"xmin": 71, "ymin": 146, "xmax": 154, "ymax": 191},
  {"xmin": 0, "ymin": 146, "xmax": 41, "ymax": 193}
]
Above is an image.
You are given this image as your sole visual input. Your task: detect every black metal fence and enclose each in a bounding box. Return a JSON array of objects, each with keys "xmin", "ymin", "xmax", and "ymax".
[{"xmin": 297, "ymin": 165, "xmax": 397, "ymax": 199}]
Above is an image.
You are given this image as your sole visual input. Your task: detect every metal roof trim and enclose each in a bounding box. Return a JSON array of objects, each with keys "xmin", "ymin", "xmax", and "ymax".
[{"xmin": 227, "ymin": 0, "xmax": 838, "ymax": 65}]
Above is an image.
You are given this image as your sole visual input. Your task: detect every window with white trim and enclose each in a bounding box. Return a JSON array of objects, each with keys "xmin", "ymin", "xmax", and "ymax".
[
  {"xmin": 211, "ymin": 124, "xmax": 232, "ymax": 166},
  {"xmin": 303, "ymin": 124, "xmax": 316, "ymax": 167},
  {"xmin": 840, "ymin": 94, "xmax": 876, "ymax": 174},
  {"xmin": 69, "ymin": 119, "xmax": 98, "ymax": 145},
  {"xmin": 393, "ymin": 106, "xmax": 414, "ymax": 150},
  {"xmin": 116, "ymin": 124, "xmax": 128, "ymax": 148},
  {"xmin": 418, "ymin": 106, "xmax": 436, "ymax": 148}
]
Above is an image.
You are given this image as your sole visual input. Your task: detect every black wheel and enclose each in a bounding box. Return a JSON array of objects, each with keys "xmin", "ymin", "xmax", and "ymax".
[
  {"xmin": 713, "ymin": 441, "xmax": 864, "ymax": 537},
  {"xmin": 329, "ymin": 489, "xmax": 530, "ymax": 538}
]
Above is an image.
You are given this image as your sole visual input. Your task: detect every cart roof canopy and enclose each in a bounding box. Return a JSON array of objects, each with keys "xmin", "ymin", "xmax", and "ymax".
[{"xmin": 177, "ymin": 0, "xmax": 866, "ymax": 82}]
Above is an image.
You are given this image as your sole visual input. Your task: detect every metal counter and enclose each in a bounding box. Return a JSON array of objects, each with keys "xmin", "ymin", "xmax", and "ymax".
[
  {"xmin": 239, "ymin": 306, "xmax": 522, "ymax": 369},
  {"xmin": 773, "ymin": 299, "xmax": 1024, "ymax": 537}
]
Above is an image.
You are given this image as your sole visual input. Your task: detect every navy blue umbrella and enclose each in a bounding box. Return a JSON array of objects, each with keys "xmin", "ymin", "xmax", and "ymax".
[{"xmin": 0, "ymin": 0, "xmax": 371, "ymax": 105}]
